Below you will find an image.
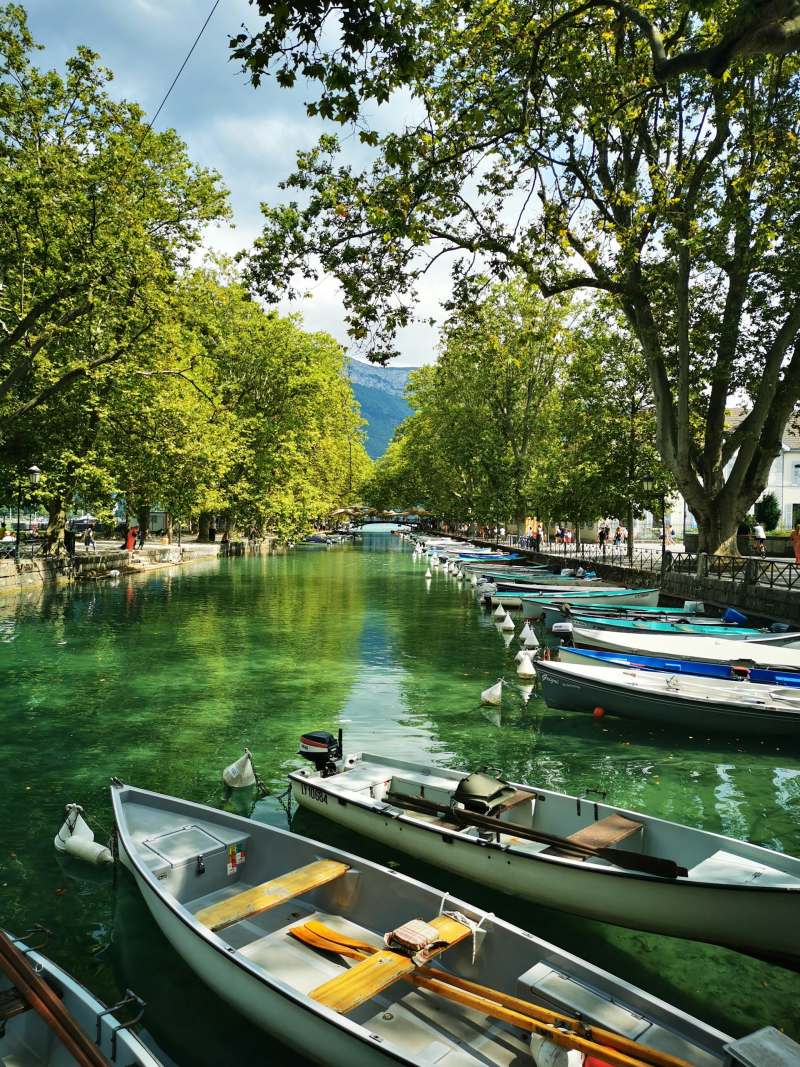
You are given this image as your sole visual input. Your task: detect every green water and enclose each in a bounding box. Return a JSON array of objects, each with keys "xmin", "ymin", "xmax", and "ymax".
[{"xmin": 2, "ymin": 536, "xmax": 799, "ymax": 1065}]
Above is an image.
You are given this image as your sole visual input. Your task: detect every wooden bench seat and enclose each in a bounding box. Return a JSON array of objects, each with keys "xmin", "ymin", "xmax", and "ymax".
[
  {"xmin": 309, "ymin": 914, "xmax": 471, "ymax": 1014},
  {"xmin": 196, "ymin": 859, "xmax": 349, "ymax": 933},
  {"xmin": 566, "ymin": 813, "xmax": 642, "ymax": 850}
]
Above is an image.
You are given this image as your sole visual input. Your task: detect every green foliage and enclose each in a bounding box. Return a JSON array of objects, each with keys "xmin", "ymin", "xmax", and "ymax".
[
  {"xmin": 241, "ymin": 0, "xmax": 800, "ymax": 552},
  {"xmin": 754, "ymin": 492, "xmax": 781, "ymax": 532},
  {"xmin": 0, "ymin": 11, "xmax": 369, "ymax": 541}
]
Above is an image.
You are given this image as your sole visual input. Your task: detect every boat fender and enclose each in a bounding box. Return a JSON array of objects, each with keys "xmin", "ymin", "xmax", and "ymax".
[
  {"xmin": 223, "ymin": 750, "xmax": 256, "ymax": 789},
  {"xmin": 593, "ymin": 706, "xmax": 605, "ymax": 719},
  {"xmin": 481, "ymin": 680, "xmax": 504, "ymax": 706},
  {"xmin": 560, "ymin": 568, "xmax": 575, "ymax": 577},
  {"xmin": 530, "ymin": 1034, "xmax": 585, "ymax": 1066},
  {"xmin": 54, "ymin": 804, "xmax": 113, "ymax": 865},
  {"xmin": 517, "ymin": 653, "xmax": 536, "ymax": 680}
]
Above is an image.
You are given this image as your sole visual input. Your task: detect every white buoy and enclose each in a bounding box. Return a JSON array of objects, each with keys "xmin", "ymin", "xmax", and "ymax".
[
  {"xmin": 470, "ymin": 575, "xmax": 478, "ymax": 586},
  {"xmin": 54, "ymin": 804, "xmax": 113, "ymax": 865},
  {"xmin": 455, "ymin": 569, "xmax": 464, "ymax": 581},
  {"xmin": 494, "ymin": 603, "xmax": 506, "ymax": 619},
  {"xmin": 520, "ymin": 622, "xmax": 533, "ymax": 643},
  {"xmin": 107, "ymin": 569, "xmax": 120, "ymax": 578},
  {"xmin": 525, "ymin": 630, "xmax": 540, "ymax": 650},
  {"xmin": 500, "ymin": 613, "xmax": 515, "ymax": 632},
  {"xmin": 518, "ymin": 684, "xmax": 534, "ymax": 704},
  {"xmin": 223, "ymin": 750, "xmax": 256, "ymax": 788},
  {"xmin": 517, "ymin": 652, "xmax": 536, "ymax": 679},
  {"xmin": 425, "ymin": 567, "xmax": 432, "ymax": 578},
  {"xmin": 481, "ymin": 680, "xmax": 503, "ymax": 705}
]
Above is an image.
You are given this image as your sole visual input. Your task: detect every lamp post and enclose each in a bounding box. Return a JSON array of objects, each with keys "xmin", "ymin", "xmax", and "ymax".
[{"xmin": 15, "ymin": 465, "xmax": 41, "ymax": 560}]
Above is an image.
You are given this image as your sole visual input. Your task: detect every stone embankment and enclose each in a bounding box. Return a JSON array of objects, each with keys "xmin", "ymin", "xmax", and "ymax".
[{"xmin": 0, "ymin": 538, "xmax": 273, "ymax": 597}]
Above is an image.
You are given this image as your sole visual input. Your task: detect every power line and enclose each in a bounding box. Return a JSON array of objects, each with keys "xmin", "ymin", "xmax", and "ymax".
[{"xmin": 133, "ymin": 0, "xmax": 222, "ymax": 161}]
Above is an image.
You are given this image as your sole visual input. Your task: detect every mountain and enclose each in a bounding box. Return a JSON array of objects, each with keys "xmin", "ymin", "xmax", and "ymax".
[{"xmin": 345, "ymin": 357, "xmax": 413, "ymax": 459}]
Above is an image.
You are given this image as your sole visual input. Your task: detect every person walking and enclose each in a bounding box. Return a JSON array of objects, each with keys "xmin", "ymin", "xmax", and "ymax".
[
  {"xmin": 752, "ymin": 522, "xmax": 766, "ymax": 557},
  {"xmin": 83, "ymin": 526, "xmax": 95, "ymax": 553},
  {"xmin": 136, "ymin": 526, "xmax": 146, "ymax": 549},
  {"xmin": 791, "ymin": 523, "xmax": 800, "ymax": 565}
]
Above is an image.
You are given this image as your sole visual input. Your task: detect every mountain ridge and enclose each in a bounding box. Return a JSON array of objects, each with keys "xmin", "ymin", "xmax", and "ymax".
[{"xmin": 345, "ymin": 356, "xmax": 413, "ymax": 458}]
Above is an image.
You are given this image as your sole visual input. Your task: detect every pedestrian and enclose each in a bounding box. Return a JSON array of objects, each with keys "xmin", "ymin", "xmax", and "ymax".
[
  {"xmin": 752, "ymin": 522, "xmax": 766, "ymax": 556},
  {"xmin": 83, "ymin": 525, "xmax": 95, "ymax": 553},
  {"xmin": 136, "ymin": 526, "xmax": 146, "ymax": 549},
  {"xmin": 666, "ymin": 524, "xmax": 676, "ymax": 546},
  {"xmin": 221, "ymin": 529, "xmax": 229, "ymax": 545},
  {"xmin": 613, "ymin": 526, "xmax": 622, "ymax": 546},
  {"xmin": 208, "ymin": 521, "xmax": 217, "ymax": 543},
  {"xmin": 532, "ymin": 523, "xmax": 542, "ymax": 553},
  {"xmin": 791, "ymin": 523, "xmax": 800, "ymax": 565},
  {"xmin": 598, "ymin": 524, "xmax": 607, "ymax": 547}
]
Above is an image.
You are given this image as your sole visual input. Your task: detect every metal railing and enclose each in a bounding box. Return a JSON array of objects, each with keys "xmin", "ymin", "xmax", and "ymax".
[{"xmin": 454, "ymin": 531, "xmax": 800, "ymax": 591}]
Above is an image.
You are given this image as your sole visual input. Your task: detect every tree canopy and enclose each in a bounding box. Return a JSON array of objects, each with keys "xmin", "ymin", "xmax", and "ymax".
[
  {"xmin": 0, "ymin": 6, "xmax": 370, "ymax": 543},
  {"xmin": 238, "ymin": 0, "xmax": 800, "ymax": 553}
]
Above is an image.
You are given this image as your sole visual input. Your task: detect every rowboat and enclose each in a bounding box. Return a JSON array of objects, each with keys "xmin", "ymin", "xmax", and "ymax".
[
  {"xmin": 484, "ymin": 585, "xmax": 622, "ymax": 609},
  {"xmin": 534, "ymin": 657, "xmax": 800, "ymax": 736},
  {"xmin": 558, "ymin": 645, "xmax": 800, "ymax": 687},
  {"xmin": 521, "ymin": 588, "xmax": 660, "ymax": 619},
  {"xmin": 111, "ymin": 782, "xmax": 747, "ymax": 1067},
  {"xmin": 566, "ymin": 616, "xmax": 765, "ymax": 638},
  {"xmin": 538, "ymin": 604, "xmax": 713, "ymax": 630},
  {"xmin": 0, "ymin": 929, "xmax": 162, "ymax": 1066},
  {"xmin": 289, "ymin": 742, "xmax": 800, "ymax": 967},
  {"xmin": 570, "ymin": 625, "xmax": 800, "ymax": 669}
]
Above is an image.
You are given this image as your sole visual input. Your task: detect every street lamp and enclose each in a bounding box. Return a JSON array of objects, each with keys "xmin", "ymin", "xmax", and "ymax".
[
  {"xmin": 15, "ymin": 465, "xmax": 41, "ymax": 560},
  {"xmin": 642, "ymin": 474, "xmax": 666, "ymax": 556}
]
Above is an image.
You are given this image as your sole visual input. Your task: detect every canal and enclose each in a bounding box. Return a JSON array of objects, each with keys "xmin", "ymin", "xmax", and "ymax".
[{"xmin": 2, "ymin": 534, "xmax": 799, "ymax": 1064}]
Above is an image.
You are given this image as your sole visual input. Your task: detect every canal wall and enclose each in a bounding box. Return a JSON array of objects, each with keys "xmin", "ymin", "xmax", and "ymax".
[{"xmin": 0, "ymin": 538, "xmax": 275, "ymax": 597}]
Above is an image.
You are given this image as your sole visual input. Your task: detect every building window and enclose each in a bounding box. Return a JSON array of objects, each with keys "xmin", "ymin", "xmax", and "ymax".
[{"xmin": 794, "ymin": 463, "xmax": 800, "ymax": 487}]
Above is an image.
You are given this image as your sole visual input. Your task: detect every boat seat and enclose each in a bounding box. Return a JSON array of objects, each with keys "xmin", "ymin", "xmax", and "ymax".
[
  {"xmin": 195, "ymin": 859, "xmax": 349, "ymax": 932},
  {"xmin": 565, "ymin": 813, "xmax": 642, "ymax": 849},
  {"xmin": 309, "ymin": 914, "xmax": 471, "ymax": 1014}
]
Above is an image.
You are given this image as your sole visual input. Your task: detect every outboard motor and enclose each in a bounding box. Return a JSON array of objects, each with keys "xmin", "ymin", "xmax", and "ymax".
[{"xmin": 298, "ymin": 729, "xmax": 343, "ymax": 777}]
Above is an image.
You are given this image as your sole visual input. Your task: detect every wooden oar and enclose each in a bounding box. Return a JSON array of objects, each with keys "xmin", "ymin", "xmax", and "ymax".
[
  {"xmin": 289, "ymin": 923, "xmax": 693, "ymax": 1067},
  {"xmin": 387, "ymin": 791, "xmax": 688, "ymax": 879},
  {"xmin": 0, "ymin": 932, "xmax": 113, "ymax": 1067}
]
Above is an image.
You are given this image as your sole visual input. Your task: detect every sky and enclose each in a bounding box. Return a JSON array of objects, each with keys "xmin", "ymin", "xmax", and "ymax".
[{"xmin": 22, "ymin": 0, "xmax": 445, "ymax": 366}]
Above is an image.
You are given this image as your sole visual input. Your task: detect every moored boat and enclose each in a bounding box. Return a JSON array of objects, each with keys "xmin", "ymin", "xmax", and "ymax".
[
  {"xmin": 521, "ymin": 588, "xmax": 659, "ymax": 619},
  {"xmin": 534, "ymin": 657, "xmax": 800, "ymax": 736},
  {"xmin": 111, "ymin": 781, "xmax": 754, "ymax": 1067},
  {"xmin": 289, "ymin": 740, "xmax": 800, "ymax": 966},
  {"xmin": 566, "ymin": 615, "xmax": 765, "ymax": 638},
  {"xmin": 0, "ymin": 929, "xmax": 163, "ymax": 1066},
  {"xmin": 570, "ymin": 625, "xmax": 800, "ymax": 669},
  {"xmin": 558, "ymin": 645, "xmax": 800, "ymax": 687}
]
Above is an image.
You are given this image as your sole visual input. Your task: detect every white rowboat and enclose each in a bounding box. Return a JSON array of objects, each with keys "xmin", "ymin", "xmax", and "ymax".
[
  {"xmin": 112, "ymin": 781, "xmax": 759, "ymax": 1067},
  {"xmin": 290, "ymin": 750, "xmax": 800, "ymax": 965}
]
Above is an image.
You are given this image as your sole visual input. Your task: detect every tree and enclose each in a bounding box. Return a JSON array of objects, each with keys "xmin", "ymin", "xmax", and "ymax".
[
  {"xmin": 0, "ymin": 5, "xmax": 227, "ymax": 432},
  {"xmin": 530, "ymin": 307, "xmax": 673, "ymax": 549},
  {"xmin": 237, "ymin": 0, "xmax": 800, "ymax": 555},
  {"xmin": 755, "ymin": 491, "xmax": 782, "ymax": 532},
  {"xmin": 367, "ymin": 281, "xmax": 570, "ymax": 526}
]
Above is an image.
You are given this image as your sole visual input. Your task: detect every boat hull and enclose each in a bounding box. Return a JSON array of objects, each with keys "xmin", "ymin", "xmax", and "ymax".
[
  {"xmin": 571, "ymin": 625, "xmax": 800, "ymax": 669},
  {"xmin": 290, "ymin": 773, "xmax": 799, "ymax": 963},
  {"xmin": 536, "ymin": 658, "xmax": 800, "ymax": 736},
  {"xmin": 522, "ymin": 588, "xmax": 659, "ymax": 619}
]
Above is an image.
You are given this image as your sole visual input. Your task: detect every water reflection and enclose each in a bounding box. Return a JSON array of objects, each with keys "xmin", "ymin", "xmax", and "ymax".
[{"xmin": 0, "ymin": 537, "xmax": 798, "ymax": 1057}]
